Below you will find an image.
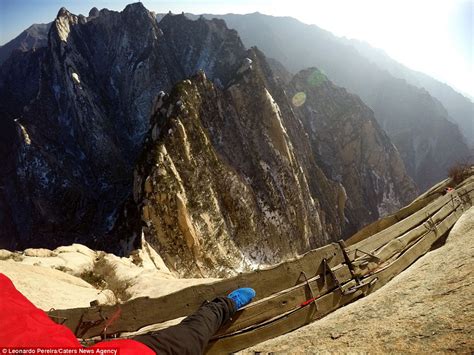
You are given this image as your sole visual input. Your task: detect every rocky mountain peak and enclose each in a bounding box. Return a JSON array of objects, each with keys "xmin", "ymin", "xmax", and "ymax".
[
  {"xmin": 0, "ymin": 3, "xmax": 259, "ymax": 252},
  {"xmin": 124, "ymin": 2, "xmax": 147, "ymax": 12},
  {"xmin": 129, "ymin": 46, "xmax": 416, "ymax": 277},
  {"xmin": 56, "ymin": 7, "xmax": 71, "ymax": 19},
  {"xmin": 134, "ymin": 57, "xmax": 321, "ymax": 276},
  {"xmin": 122, "ymin": 2, "xmax": 155, "ymax": 21},
  {"xmin": 1, "ymin": 3, "xmax": 416, "ymax": 279},
  {"xmin": 88, "ymin": 7, "xmax": 99, "ymax": 18},
  {"xmin": 289, "ymin": 67, "xmax": 417, "ymax": 224},
  {"xmin": 0, "ymin": 23, "xmax": 50, "ymax": 64},
  {"xmin": 206, "ymin": 13, "xmax": 471, "ymax": 190},
  {"xmin": 52, "ymin": 7, "xmax": 78, "ymax": 43},
  {"xmin": 158, "ymin": 12, "xmax": 245, "ymax": 87}
]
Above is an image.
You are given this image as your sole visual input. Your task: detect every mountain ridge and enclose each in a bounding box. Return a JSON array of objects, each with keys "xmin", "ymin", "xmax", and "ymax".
[
  {"xmin": 0, "ymin": 3, "xmax": 245, "ymax": 251},
  {"xmin": 0, "ymin": 4, "xmax": 416, "ymax": 277},
  {"xmin": 130, "ymin": 41, "xmax": 416, "ymax": 276},
  {"xmin": 179, "ymin": 12, "xmax": 471, "ymax": 190}
]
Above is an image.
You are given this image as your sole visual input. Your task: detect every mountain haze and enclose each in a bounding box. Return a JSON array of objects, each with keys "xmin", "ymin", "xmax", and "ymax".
[
  {"xmin": 348, "ymin": 39, "xmax": 474, "ymax": 147},
  {"xmin": 0, "ymin": 4, "xmax": 416, "ymax": 277},
  {"xmin": 186, "ymin": 12, "xmax": 471, "ymax": 190},
  {"xmin": 1, "ymin": 12, "xmax": 470, "ymax": 191},
  {"xmin": 0, "ymin": 23, "xmax": 51, "ymax": 64}
]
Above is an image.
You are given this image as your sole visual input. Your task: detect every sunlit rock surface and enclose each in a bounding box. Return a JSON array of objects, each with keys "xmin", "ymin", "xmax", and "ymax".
[
  {"xmin": 0, "ymin": 4, "xmax": 244, "ymax": 251},
  {"xmin": 133, "ymin": 49, "xmax": 416, "ymax": 277},
  {"xmin": 0, "ymin": 238, "xmax": 218, "ymax": 309},
  {"xmin": 1, "ymin": 4, "xmax": 415, "ymax": 276},
  {"xmin": 195, "ymin": 12, "xmax": 472, "ymax": 191},
  {"xmin": 290, "ymin": 68, "xmax": 417, "ymax": 228}
]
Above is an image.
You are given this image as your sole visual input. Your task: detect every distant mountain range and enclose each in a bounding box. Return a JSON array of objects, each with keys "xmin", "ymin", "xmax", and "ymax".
[
  {"xmin": 3, "ymin": 13, "xmax": 471, "ymax": 150},
  {"xmin": 0, "ymin": 4, "xmax": 417, "ymax": 277},
  {"xmin": 0, "ymin": 23, "xmax": 51, "ymax": 64},
  {"xmin": 1, "ymin": 12, "xmax": 471, "ymax": 190},
  {"xmin": 185, "ymin": 12, "xmax": 473, "ymax": 146},
  {"xmin": 176, "ymin": 12, "xmax": 472, "ymax": 190},
  {"xmin": 347, "ymin": 38, "xmax": 474, "ymax": 143}
]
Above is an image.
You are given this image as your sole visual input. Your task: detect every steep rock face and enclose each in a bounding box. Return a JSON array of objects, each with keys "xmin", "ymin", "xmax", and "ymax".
[
  {"xmin": 133, "ymin": 49, "xmax": 416, "ymax": 277},
  {"xmin": 135, "ymin": 56, "xmax": 329, "ymax": 277},
  {"xmin": 1, "ymin": 5, "xmax": 416, "ymax": 277},
  {"xmin": 371, "ymin": 78, "xmax": 470, "ymax": 189},
  {"xmin": 158, "ymin": 14, "xmax": 245, "ymax": 87},
  {"xmin": 0, "ymin": 4, "xmax": 244, "ymax": 250},
  {"xmin": 193, "ymin": 13, "xmax": 471, "ymax": 190},
  {"xmin": 6, "ymin": 17, "xmax": 470, "ymax": 150},
  {"xmin": 290, "ymin": 68, "xmax": 417, "ymax": 225}
]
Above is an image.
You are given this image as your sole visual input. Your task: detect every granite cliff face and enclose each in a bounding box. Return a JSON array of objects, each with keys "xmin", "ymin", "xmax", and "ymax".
[
  {"xmin": 370, "ymin": 78, "xmax": 470, "ymax": 188},
  {"xmin": 194, "ymin": 13, "xmax": 471, "ymax": 190},
  {"xmin": 1, "ymin": 4, "xmax": 416, "ymax": 276},
  {"xmin": 2, "ymin": 12, "xmax": 471, "ymax": 192},
  {"xmin": 132, "ymin": 47, "xmax": 416, "ymax": 277},
  {"xmin": 289, "ymin": 69, "xmax": 416, "ymax": 226},
  {"xmin": 0, "ymin": 4, "xmax": 244, "ymax": 250}
]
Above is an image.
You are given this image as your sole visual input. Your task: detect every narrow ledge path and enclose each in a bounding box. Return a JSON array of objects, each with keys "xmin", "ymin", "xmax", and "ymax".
[{"xmin": 242, "ymin": 206, "xmax": 474, "ymax": 354}]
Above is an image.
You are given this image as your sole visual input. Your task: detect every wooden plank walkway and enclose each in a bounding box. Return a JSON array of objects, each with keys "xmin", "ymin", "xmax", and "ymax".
[
  {"xmin": 346, "ymin": 183, "xmax": 473, "ymax": 261},
  {"xmin": 351, "ymin": 186, "xmax": 474, "ymax": 277},
  {"xmin": 50, "ymin": 242, "xmax": 344, "ymax": 338},
  {"xmin": 205, "ymin": 184, "xmax": 473, "ymax": 352},
  {"xmin": 47, "ymin": 174, "xmax": 474, "ymax": 352},
  {"xmin": 345, "ymin": 177, "xmax": 452, "ymax": 246}
]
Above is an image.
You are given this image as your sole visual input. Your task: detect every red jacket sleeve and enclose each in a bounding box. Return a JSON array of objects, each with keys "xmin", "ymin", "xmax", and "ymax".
[
  {"xmin": 0, "ymin": 273, "xmax": 81, "ymax": 347},
  {"xmin": 0, "ymin": 273, "xmax": 155, "ymax": 354}
]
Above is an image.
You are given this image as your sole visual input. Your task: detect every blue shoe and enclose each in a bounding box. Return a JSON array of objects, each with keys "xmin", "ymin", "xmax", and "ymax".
[{"xmin": 227, "ymin": 287, "xmax": 256, "ymax": 309}]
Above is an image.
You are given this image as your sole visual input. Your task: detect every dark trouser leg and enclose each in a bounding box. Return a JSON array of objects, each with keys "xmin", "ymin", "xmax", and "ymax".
[{"xmin": 133, "ymin": 296, "xmax": 236, "ymax": 355}]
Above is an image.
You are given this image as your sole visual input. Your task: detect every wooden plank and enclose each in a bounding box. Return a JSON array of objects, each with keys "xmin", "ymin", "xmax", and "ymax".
[
  {"xmin": 454, "ymin": 174, "xmax": 474, "ymax": 190},
  {"xmin": 345, "ymin": 197, "xmax": 437, "ymax": 246},
  {"xmin": 361, "ymin": 203, "xmax": 468, "ymax": 296},
  {"xmin": 49, "ymin": 242, "xmax": 345, "ymax": 338},
  {"xmin": 345, "ymin": 177, "xmax": 454, "ymax": 247},
  {"xmin": 205, "ymin": 280, "xmax": 363, "ymax": 354},
  {"xmin": 412, "ymin": 177, "xmax": 452, "ymax": 202},
  {"xmin": 346, "ymin": 183, "xmax": 473, "ymax": 261},
  {"xmin": 208, "ymin": 190, "xmax": 472, "ymax": 353},
  {"xmin": 207, "ymin": 190, "xmax": 472, "ymax": 354},
  {"xmin": 351, "ymin": 189, "xmax": 469, "ymax": 276},
  {"xmin": 216, "ymin": 265, "xmax": 352, "ymax": 336}
]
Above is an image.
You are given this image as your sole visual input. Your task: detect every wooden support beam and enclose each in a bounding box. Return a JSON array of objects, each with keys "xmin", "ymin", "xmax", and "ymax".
[
  {"xmin": 206, "ymin": 187, "xmax": 472, "ymax": 353},
  {"xmin": 345, "ymin": 177, "xmax": 454, "ymax": 247},
  {"xmin": 352, "ymin": 188, "xmax": 473, "ymax": 276},
  {"xmin": 206, "ymin": 280, "xmax": 362, "ymax": 354},
  {"xmin": 361, "ymin": 203, "xmax": 468, "ymax": 296},
  {"xmin": 49, "ymin": 243, "xmax": 345, "ymax": 338},
  {"xmin": 216, "ymin": 265, "xmax": 352, "ymax": 336},
  {"xmin": 346, "ymin": 183, "xmax": 473, "ymax": 261}
]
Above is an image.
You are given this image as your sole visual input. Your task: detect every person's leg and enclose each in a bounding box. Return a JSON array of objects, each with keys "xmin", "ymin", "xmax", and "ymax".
[{"xmin": 133, "ymin": 296, "xmax": 235, "ymax": 355}]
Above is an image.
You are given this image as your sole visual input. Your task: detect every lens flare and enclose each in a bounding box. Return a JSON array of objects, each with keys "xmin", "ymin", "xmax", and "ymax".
[
  {"xmin": 307, "ymin": 69, "xmax": 326, "ymax": 87},
  {"xmin": 292, "ymin": 92, "xmax": 306, "ymax": 107}
]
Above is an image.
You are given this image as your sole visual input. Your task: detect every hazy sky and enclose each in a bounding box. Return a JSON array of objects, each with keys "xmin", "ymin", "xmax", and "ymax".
[{"xmin": 0, "ymin": 0, "xmax": 472, "ymax": 97}]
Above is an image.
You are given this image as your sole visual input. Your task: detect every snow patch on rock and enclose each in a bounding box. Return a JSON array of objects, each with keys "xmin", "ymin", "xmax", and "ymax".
[
  {"xmin": 18, "ymin": 122, "xmax": 31, "ymax": 145},
  {"xmin": 71, "ymin": 72, "xmax": 80, "ymax": 84}
]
